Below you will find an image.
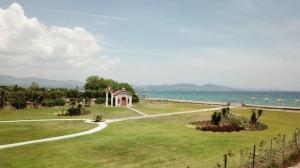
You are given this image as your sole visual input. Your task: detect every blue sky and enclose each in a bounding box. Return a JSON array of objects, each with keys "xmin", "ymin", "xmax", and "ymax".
[{"xmin": 0, "ymin": 0, "xmax": 300, "ymax": 90}]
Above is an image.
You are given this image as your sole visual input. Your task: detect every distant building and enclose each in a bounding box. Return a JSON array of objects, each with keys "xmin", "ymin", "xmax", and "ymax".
[{"xmin": 105, "ymin": 87, "xmax": 132, "ymax": 107}]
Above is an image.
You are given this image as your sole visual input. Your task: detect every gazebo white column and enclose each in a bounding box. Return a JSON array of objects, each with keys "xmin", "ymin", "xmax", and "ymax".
[
  {"xmin": 105, "ymin": 92, "xmax": 108, "ymax": 107},
  {"xmin": 115, "ymin": 96, "xmax": 118, "ymax": 107},
  {"xmin": 111, "ymin": 95, "xmax": 113, "ymax": 107},
  {"xmin": 129, "ymin": 96, "xmax": 132, "ymax": 106}
]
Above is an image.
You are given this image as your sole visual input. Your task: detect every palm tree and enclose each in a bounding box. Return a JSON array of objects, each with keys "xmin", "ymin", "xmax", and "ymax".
[{"xmin": 257, "ymin": 109, "xmax": 263, "ymax": 122}]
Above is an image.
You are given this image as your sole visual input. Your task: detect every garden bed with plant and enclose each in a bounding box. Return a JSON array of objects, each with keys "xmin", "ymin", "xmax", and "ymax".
[
  {"xmin": 190, "ymin": 108, "xmax": 268, "ymax": 132},
  {"xmin": 58, "ymin": 101, "xmax": 90, "ymax": 116}
]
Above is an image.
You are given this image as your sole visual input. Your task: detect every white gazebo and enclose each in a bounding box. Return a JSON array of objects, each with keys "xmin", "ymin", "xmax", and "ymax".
[{"xmin": 105, "ymin": 87, "xmax": 133, "ymax": 107}]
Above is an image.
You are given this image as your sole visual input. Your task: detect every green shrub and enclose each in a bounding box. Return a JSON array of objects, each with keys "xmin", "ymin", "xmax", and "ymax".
[
  {"xmin": 61, "ymin": 104, "xmax": 90, "ymax": 116},
  {"xmin": 249, "ymin": 122, "xmax": 268, "ymax": 131},
  {"xmin": 41, "ymin": 98, "xmax": 65, "ymax": 107},
  {"xmin": 221, "ymin": 108, "xmax": 230, "ymax": 119},
  {"xmin": 54, "ymin": 98, "xmax": 65, "ymax": 106},
  {"xmin": 231, "ymin": 116, "xmax": 247, "ymax": 128},
  {"xmin": 41, "ymin": 99, "xmax": 55, "ymax": 107},
  {"xmin": 132, "ymin": 94, "xmax": 139, "ymax": 103},
  {"xmin": 95, "ymin": 97, "xmax": 105, "ymax": 104},
  {"xmin": 67, "ymin": 106, "xmax": 81, "ymax": 115},
  {"xmin": 94, "ymin": 114, "xmax": 103, "ymax": 122}
]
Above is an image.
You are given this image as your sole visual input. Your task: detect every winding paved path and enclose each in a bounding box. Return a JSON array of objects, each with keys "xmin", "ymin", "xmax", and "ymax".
[
  {"xmin": 0, "ymin": 119, "xmax": 107, "ymax": 150},
  {"xmin": 126, "ymin": 106, "xmax": 149, "ymax": 116},
  {"xmin": 0, "ymin": 107, "xmax": 221, "ymax": 150}
]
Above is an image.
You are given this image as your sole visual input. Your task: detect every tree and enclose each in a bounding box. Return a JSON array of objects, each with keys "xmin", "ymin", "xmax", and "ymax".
[
  {"xmin": 0, "ymin": 90, "xmax": 5, "ymax": 108},
  {"xmin": 10, "ymin": 91, "xmax": 27, "ymax": 109},
  {"xmin": 66, "ymin": 89, "xmax": 80, "ymax": 98},
  {"xmin": 84, "ymin": 76, "xmax": 107, "ymax": 90},
  {"xmin": 29, "ymin": 82, "xmax": 40, "ymax": 91},
  {"xmin": 84, "ymin": 76, "xmax": 139, "ymax": 103}
]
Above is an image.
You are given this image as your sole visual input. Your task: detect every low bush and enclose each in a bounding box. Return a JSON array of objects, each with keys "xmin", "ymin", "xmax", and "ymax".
[
  {"xmin": 94, "ymin": 114, "xmax": 103, "ymax": 122},
  {"xmin": 221, "ymin": 107, "xmax": 230, "ymax": 119},
  {"xmin": 41, "ymin": 98, "xmax": 65, "ymax": 107},
  {"xmin": 95, "ymin": 97, "xmax": 105, "ymax": 104},
  {"xmin": 41, "ymin": 99, "xmax": 55, "ymax": 107},
  {"xmin": 59, "ymin": 104, "xmax": 90, "ymax": 116},
  {"xmin": 248, "ymin": 122, "xmax": 268, "ymax": 131},
  {"xmin": 54, "ymin": 98, "xmax": 65, "ymax": 106}
]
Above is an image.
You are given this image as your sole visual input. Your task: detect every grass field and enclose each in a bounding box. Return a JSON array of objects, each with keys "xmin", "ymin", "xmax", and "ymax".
[
  {"xmin": 133, "ymin": 100, "xmax": 214, "ymax": 114},
  {"xmin": 1, "ymin": 102, "xmax": 300, "ymax": 168},
  {"xmin": 0, "ymin": 120, "xmax": 95, "ymax": 145},
  {"xmin": 0, "ymin": 105, "xmax": 138, "ymax": 121}
]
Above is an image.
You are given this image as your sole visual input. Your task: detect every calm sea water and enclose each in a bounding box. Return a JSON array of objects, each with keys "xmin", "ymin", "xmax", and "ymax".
[{"xmin": 138, "ymin": 91, "xmax": 300, "ymax": 107}]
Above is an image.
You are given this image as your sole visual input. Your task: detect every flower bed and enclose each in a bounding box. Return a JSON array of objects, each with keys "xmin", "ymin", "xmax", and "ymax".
[{"xmin": 190, "ymin": 108, "xmax": 268, "ymax": 132}]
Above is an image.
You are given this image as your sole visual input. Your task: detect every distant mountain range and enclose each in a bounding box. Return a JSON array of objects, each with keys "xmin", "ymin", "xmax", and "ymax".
[
  {"xmin": 133, "ymin": 83, "xmax": 236, "ymax": 92},
  {"xmin": 0, "ymin": 75, "xmax": 283, "ymax": 91},
  {"xmin": 0, "ymin": 75, "xmax": 84, "ymax": 88}
]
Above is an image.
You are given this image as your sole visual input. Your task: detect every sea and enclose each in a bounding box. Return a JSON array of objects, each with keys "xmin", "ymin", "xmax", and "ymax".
[{"xmin": 137, "ymin": 91, "xmax": 300, "ymax": 107}]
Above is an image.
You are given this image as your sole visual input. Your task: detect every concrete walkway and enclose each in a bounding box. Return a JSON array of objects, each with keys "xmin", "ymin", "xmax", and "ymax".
[
  {"xmin": 0, "ymin": 119, "xmax": 107, "ymax": 150},
  {"xmin": 126, "ymin": 106, "xmax": 149, "ymax": 116},
  {"xmin": 0, "ymin": 107, "xmax": 222, "ymax": 150}
]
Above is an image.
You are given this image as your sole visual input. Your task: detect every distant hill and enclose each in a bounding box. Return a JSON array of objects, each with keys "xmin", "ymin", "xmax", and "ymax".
[
  {"xmin": 134, "ymin": 83, "xmax": 236, "ymax": 92},
  {"xmin": 0, "ymin": 75, "xmax": 84, "ymax": 88}
]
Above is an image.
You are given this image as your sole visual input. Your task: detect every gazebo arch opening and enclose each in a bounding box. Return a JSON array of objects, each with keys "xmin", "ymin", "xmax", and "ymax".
[{"xmin": 105, "ymin": 87, "xmax": 132, "ymax": 107}]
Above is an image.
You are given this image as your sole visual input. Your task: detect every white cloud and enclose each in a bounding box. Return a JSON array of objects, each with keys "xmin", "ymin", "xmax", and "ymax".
[{"xmin": 0, "ymin": 3, "xmax": 119, "ymax": 80}]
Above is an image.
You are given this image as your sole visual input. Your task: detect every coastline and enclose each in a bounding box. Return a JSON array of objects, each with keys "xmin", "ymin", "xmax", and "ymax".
[{"xmin": 142, "ymin": 97, "xmax": 300, "ymax": 111}]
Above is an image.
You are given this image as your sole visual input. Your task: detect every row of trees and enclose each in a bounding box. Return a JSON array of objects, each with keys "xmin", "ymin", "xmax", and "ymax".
[{"xmin": 0, "ymin": 76, "xmax": 139, "ymax": 109}]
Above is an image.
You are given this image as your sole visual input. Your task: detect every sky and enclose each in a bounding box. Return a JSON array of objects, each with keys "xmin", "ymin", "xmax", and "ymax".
[{"xmin": 0, "ymin": 0, "xmax": 300, "ymax": 90}]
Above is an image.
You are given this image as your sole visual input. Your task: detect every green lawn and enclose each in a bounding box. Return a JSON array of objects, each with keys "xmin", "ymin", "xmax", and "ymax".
[
  {"xmin": 0, "ymin": 120, "xmax": 95, "ymax": 145},
  {"xmin": 133, "ymin": 99, "xmax": 215, "ymax": 114},
  {"xmin": 0, "ymin": 105, "xmax": 139, "ymax": 121},
  {"xmin": 1, "ymin": 107, "xmax": 299, "ymax": 168}
]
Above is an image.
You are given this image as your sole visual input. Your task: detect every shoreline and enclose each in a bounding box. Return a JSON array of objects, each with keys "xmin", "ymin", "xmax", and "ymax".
[
  {"xmin": 142, "ymin": 97, "xmax": 230, "ymax": 106},
  {"xmin": 142, "ymin": 97, "xmax": 300, "ymax": 111}
]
